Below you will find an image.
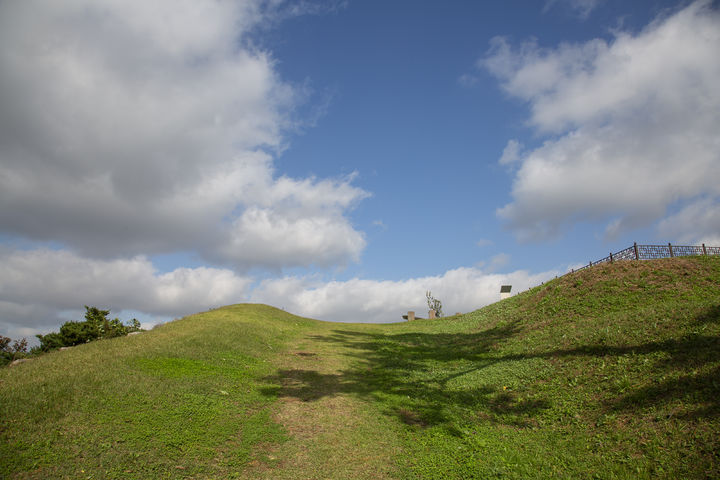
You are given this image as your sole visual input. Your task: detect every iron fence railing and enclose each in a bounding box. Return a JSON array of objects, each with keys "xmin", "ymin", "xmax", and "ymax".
[{"xmin": 569, "ymin": 242, "xmax": 720, "ymax": 275}]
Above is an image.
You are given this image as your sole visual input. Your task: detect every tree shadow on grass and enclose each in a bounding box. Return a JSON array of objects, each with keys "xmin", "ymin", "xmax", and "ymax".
[
  {"xmin": 504, "ymin": 304, "xmax": 720, "ymax": 420},
  {"xmin": 518, "ymin": 314, "xmax": 720, "ymax": 420},
  {"xmin": 262, "ymin": 305, "xmax": 720, "ymax": 429},
  {"xmin": 695, "ymin": 304, "xmax": 720, "ymax": 325},
  {"xmin": 262, "ymin": 319, "xmax": 551, "ymax": 428},
  {"xmin": 610, "ymin": 364, "xmax": 720, "ymax": 419}
]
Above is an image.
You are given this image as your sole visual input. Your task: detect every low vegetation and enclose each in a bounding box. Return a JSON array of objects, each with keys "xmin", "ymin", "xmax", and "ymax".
[
  {"xmin": 1, "ymin": 256, "xmax": 719, "ymax": 478},
  {"xmin": 36, "ymin": 306, "xmax": 142, "ymax": 352},
  {"xmin": 0, "ymin": 337, "xmax": 28, "ymax": 366},
  {"xmin": 1, "ymin": 306, "xmax": 142, "ymax": 367}
]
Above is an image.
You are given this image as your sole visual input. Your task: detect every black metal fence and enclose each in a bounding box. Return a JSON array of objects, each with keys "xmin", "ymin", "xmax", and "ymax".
[{"xmin": 569, "ymin": 242, "xmax": 720, "ymax": 274}]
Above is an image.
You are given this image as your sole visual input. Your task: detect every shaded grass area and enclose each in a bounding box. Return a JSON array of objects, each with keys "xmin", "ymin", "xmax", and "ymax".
[
  {"xmin": 0, "ymin": 304, "xmax": 316, "ymax": 479},
  {"xmin": 241, "ymin": 332, "xmax": 403, "ymax": 480},
  {"xmin": 263, "ymin": 257, "xmax": 720, "ymax": 479}
]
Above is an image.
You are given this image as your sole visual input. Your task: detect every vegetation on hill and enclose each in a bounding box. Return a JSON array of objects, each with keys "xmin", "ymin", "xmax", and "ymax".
[
  {"xmin": 35, "ymin": 306, "xmax": 142, "ymax": 352},
  {"xmin": 1, "ymin": 257, "xmax": 718, "ymax": 479},
  {"xmin": 355, "ymin": 256, "xmax": 720, "ymax": 478},
  {"xmin": 0, "ymin": 337, "xmax": 28, "ymax": 366},
  {"xmin": 1, "ymin": 306, "xmax": 143, "ymax": 367}
]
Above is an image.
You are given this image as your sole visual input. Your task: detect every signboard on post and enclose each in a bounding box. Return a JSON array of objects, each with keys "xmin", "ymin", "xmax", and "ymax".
[{"xmin": 500, "ymin": 285, "xmax": 512, "ymax": 300}]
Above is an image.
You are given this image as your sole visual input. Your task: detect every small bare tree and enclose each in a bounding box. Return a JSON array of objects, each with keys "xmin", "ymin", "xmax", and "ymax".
[{"xmin": 426, "ymin": 291, "xmax": 443, "ymax": 318}]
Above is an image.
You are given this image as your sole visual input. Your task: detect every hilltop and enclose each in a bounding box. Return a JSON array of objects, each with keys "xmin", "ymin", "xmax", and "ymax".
[{"xmin": 1, "ymin": 256, "xmax": 719, "ymax": 479}]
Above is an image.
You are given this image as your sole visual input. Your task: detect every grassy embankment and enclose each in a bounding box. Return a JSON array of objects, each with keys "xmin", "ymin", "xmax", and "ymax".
[{"xmin": 1, "ymin": 256, "xmax": 719, "ymax": 478}]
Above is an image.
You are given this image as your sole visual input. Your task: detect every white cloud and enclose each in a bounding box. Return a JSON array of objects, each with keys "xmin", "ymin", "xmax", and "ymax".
[
  {"xmin": 458, "ymin": 73, "xmax": 480, "ymax": 88},
  {"xmin": 488, "ymin": 253, "xmax": 511, "ymax": 271},
  {"xmin": 0, "ymin": 0, "xmax": 367, "ymax": 269},
  {"xmin": 543, "ymin": 0, "xmax": 604, "ymax": 19},
  {"xmin": 219, "ymin": 204, "xmax": 366, "ymax": 269},
  {"xmin": 0, "ymin": 248, "xmax": 252, "ymax": 339},
  {"xmin": 657, "ymin": 198, "xmax": 720, "ymax": 246},
  {"xmin": 250, "ymin": 266, "xmax": 557, "ymax": 323},
  {"xmin": 482, "ymin": 1, "xmax": 720, "ymax": 242},
  {"xmin": 498, "ymin": 139, "xmax": 523, "ymax": 166},
  {"xmin": 476, "ymin": 238, "xmax": 493, "ymax": 247},
  {"xmin": 0, "ymin": 248, "xmax": 560, "ymax": 342},
  {"xmin": 0, "ymin": 248, "xmax": 252, "ymax": 316}
]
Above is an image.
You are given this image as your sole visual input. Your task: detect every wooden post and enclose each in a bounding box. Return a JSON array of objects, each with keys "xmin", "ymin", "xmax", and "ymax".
[
  {"xmin": 703, "ymin": 243, "xmax": 707, "ymax": 255},
  {"xmin": 668, "ymin": 242, "xmax": 674, "ymax": 257},
  {"xmin": 407, "ymin": 311, "xmax": 415, "ymax": 321},
  {"xmin": 609, "ymin": 252, "xmax": 614, "ymax": 263},
  {"xmin": 634, "ymin": 242, "xmax": 639, "ymax": 260}
]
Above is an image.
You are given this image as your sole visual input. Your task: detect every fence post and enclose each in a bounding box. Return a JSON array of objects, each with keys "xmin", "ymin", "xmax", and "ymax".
[
  {"xmin": 589, "ymin": 261, "xmax": 592, "ymax": 267},
  {"xmin": 703, "ymin": 243, "xmax": 707, "ymax": 255},
  {"xmin": 609, "ymin": 252, "xmax": 614, "ymax": 263},
  {"xmin": 668, "ymin": 242, "xmax": 674, "ymax": 257},
  {"xmin": 634, "ymin": 242, "xmax": 639, "ymax": 260}
]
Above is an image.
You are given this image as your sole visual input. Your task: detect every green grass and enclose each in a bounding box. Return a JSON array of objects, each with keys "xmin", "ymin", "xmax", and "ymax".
[
  {"xmin": 353, "ymin": 260, "xmax": 719, "ymax": 478},
  {"xmin": 2, "ymin": 257, "xmax": 719, "ymax": 478},
  {"xmin": 0, "ymin": 305, "xmax": 316, "ymax": 479}
]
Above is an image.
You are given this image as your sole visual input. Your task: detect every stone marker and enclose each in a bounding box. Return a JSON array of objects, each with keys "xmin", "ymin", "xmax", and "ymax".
[
  {"xmin": 428, "ymin": 309, "xmax": 436, "ymax": 319},
  {"xmin": 407, "ymin": 311, "xmax": 415, "ymax": 321}
]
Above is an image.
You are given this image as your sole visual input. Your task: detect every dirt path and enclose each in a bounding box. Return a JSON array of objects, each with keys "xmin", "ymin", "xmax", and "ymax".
[{"xmin": 243, "ymin": 328, "xmax": 402, "ymax": 479}]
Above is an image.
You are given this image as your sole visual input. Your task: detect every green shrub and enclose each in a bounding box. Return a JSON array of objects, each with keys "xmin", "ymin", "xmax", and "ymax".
[
  {"xmin": 59, "ymin": 320, "xmax": 99, "ymax": 346},
  {"xmin": 102, "ymin": 317, "xmax": 128, "ymax": 338},
  {"xmin": 36, "ymin": 331, "xmax": 65, "ymax": 352},
  {"xmin": 34, "ymin": 306, "xmax": 144, "ymax": 353}
]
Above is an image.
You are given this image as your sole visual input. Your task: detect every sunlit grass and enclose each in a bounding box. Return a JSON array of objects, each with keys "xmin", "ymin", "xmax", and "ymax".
[
  {"xmin": 267, "ymin": 256, "xmax": 720, "ymax": 479},
  {"xmin": 2, "ymin": 258, "xmax": 719, "ymax": 479},
  {"xmin": 0, "ymin": 305, "xmax": 315, "ymax": 479}
]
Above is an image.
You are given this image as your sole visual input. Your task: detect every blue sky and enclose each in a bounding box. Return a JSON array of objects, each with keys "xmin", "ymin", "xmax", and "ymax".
[
  {"xmin": 264, "ymin": 0, "xmax": 696, "ymax": 278},
  {"xmin": 1, "ymin": 0, "xmax": 719, "ymax": 341}
]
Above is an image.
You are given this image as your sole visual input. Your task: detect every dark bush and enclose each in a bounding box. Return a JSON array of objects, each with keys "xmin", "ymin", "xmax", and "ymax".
[
  {"xmin": 59, "ymin": 320, "xmax": 99, "ymax": 346},
  {"xmin": 5, "ymin": 306, "xmax": 147, "ymax": 362},
  {"xmin": 1, "ymin": 335, "xmax": 29, "ymax": 365},
  {"xmin": 31, "ymin": 306, "xmax": 144, "ymax": 354},
  {"xmin": 102, "ymin": 317, "xmax": 128, "ymax": 338},
  {"xmin": 36, "ymin": 332, "xmax": 65, "ymax": 352}
]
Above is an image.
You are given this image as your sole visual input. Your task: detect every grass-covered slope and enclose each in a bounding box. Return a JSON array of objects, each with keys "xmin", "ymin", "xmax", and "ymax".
[
  {"xmin": 344, "ymin": 255, "xmax": 720, "ymax": 479},
  {"xmin": 0, "ymin": 305, "xmax": 321, "ymax": 479},
  {"xmin": 2, "ymin": 256, "xmax": 719, "ymax": 479}
]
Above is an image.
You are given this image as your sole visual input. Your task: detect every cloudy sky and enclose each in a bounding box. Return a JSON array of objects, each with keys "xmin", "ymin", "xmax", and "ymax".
[{"xmin": 1, "ymin": 0, "xmax": 719, "ymax": 341}]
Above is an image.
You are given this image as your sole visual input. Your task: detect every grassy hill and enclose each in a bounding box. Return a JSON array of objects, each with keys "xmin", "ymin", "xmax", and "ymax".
[{"xmin": 1, "ymin": 256, "xmax": 719, "ymax": 479}]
